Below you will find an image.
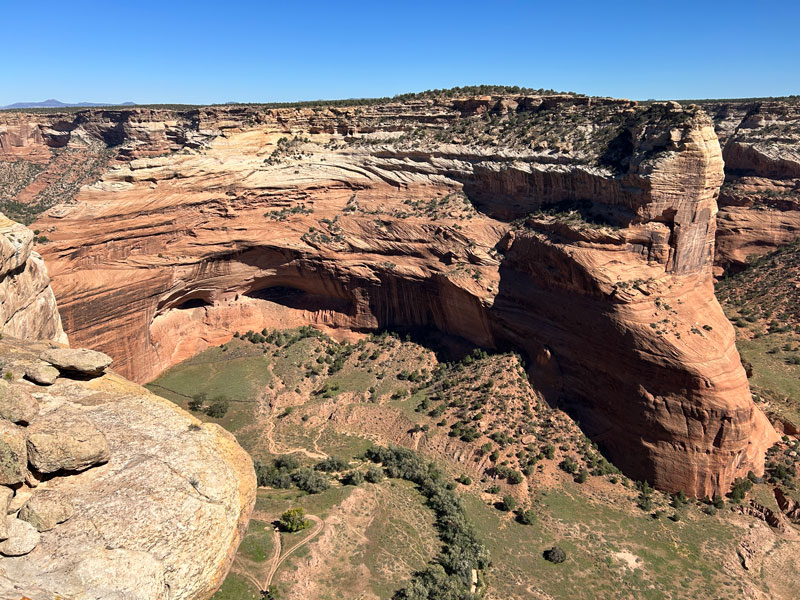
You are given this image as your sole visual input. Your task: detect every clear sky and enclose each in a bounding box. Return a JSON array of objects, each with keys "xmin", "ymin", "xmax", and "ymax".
[{"xmin": 2, "ymin": 0, "xmax": 797, "ymax": 105}]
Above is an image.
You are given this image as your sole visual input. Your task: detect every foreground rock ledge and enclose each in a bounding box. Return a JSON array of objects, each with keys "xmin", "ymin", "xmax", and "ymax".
[{"xmin": 0, "ymin": 337, "xmax": 256, "ymax": 600}]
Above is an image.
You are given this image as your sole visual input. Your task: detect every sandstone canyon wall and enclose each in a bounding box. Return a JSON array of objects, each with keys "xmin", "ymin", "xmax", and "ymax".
[
  {"xmin": 0, "ymin": 96, "xmax": 780, "ymax": 496},
  {"xmin": 0, "ymin": 213, "xmax": 256, "ymax": 598},
  {"xmin": 703, "ymin": 99, "xmax": 800, "ymax": 271}
]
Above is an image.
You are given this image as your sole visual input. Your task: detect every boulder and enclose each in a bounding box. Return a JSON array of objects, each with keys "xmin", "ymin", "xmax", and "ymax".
[
  {"xmin": 0, "ymin": 486, "xmax": 13, "ymax": 539},
  {"xmin": 24, "ymin": 362, "xmax": 60, "ymax": 386},
  {"xmin": 19, "ymin": 490, "xmax": 74, "ymax": 531},
  {"xmin": 0, "ymin": 380, "xmax": 39, "ymax": 424},
  {"xmin": 7, "ymin": 486, "xmax": 32, "ymax": 514},
  {"xmin": 26, "ymin": 408, "xmax": 110, "ymax": 473},
  {"xmin": 0, "ymin": 421, "xmax": 27, "ymax": 485},
  {"xmin": 41, "ymin": 347, "xmax": 112, "ymax": 377},
  {"xmin": 0, "ymin": 517, "xmax": 40, "ymax": 556}
]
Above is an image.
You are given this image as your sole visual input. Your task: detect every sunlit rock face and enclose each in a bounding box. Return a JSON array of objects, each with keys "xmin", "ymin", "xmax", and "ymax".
[
  {"xmin": 0, "ymin": 212, "xmax": 256, "ymax": 599},
  {"xmin": 704, "ymin": 100, "xmax": 800, "ymax": 272},
  {"xmin": 0, "ymin": 95, "xmax": 777, "ymax": 496}
]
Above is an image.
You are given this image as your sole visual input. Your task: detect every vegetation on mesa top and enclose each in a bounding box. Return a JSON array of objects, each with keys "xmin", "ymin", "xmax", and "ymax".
[{"xmin": 0, "ymin": 86, "xmax": 583, "ymax": 114}]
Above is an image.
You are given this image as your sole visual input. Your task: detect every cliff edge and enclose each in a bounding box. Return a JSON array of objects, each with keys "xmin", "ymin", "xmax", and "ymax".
[{"xmin": 0, "ymin": 215, "xmax": 256, "ymax": 599}]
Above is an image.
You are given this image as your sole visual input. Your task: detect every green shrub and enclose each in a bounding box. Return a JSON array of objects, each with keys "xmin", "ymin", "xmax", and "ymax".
[
  {"xmin": 204, "ymin": 397, "xmax": 230, "ymax": 418},
  {"xmin": 342, "ymin": 470, "xmax": 365, "ymax": 486},
  {"xmin": 364, "ymin": 465, "xmax": 385, "ymax": 483},
  {"xmin": 729, "ymin": 477, "xmax": 753, "ymax": 501},
  {"xmin": 500, "ymin": 495, "xmax": 517, "ymax": 512},
  {"xmin": 516, "ymin": 508, "xmax": 535, "ymax": 525},
  {"xmin": 279, "ymin": 507, "xmax": 311, "ymax": 532},
  {"xmin": 314, "ymin": 456, "xmax": 349, "ymax": 472},
  {"xmin": 559, "ymin": 457, "xmax": 578, "ymax": 475},
  {"xmin": 543, "ymin": 546, "xmax": 566, "ymax": 564},
  {"xmin": 292, "ymin": 468, "xmax": 331, "ymax": 494}
]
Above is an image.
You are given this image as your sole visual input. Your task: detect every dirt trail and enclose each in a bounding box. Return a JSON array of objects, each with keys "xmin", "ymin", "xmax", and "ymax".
[
  {"xmin": 262, "ymin": 514, "xmax": 324, "ymax": 591},
  {"xmin": 261, "ymin": 405, "xmax": 328, "ymax": 459}
]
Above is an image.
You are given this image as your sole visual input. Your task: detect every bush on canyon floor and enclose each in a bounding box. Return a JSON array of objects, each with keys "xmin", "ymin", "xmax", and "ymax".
[
  {"xmin": 499, "ymin": 495, "xmax": 517, "ymax": 512},
  {"xmin": 291, "ymin": 468, "xmax": 331, "ymax": 494},
  {"xmin": 187, "ymin": 392, "xmax": 230, "ymax": 418},
  {"xmin": 729, "ymin": 477, "xmax": 754, "ymax": 502},
  {"xmin": 205, "ymin": 397, "xmax": 230, "ymax": 418},
  {"xmin": 341, "ymin": 470, "xmax": 364, "ymax": 486},
  {"xmin": 392, "ymin": 564, "xmax": 473, "ymax": 600},
  {"xmin": 254, "ymin": 455, "xmax": 306, "ymax": 489},
  {"xmin": 516, "ymin": 508, "xmax": 536, "ymax": 525},
  {"xmin": 314, "ymin": 456, "xmax": 349, "ymax": 472},
  {"xmin": 278, "ymin": 507, "xmax": 311, "ymax": 533},
  {"xmin": 636, "ymin": 481, "xmax": 654, "ymax": 512},
  {"xmin": 543, "ymin": 546, "xmax": 567, "ymax": 564},
  {"xmin": 364, "ymin": 465, "xmax": 385, "ymax": 483}
]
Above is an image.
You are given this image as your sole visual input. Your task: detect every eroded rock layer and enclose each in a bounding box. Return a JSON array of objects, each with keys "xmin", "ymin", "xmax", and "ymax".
[
  {"xmin": 703, "ymin": 99, "xmax": 800, "ymax": 271},
  {"xmin": 0, "ymin": 212, "xmax": 66, "ymax": 344},
  {"xmin": 2, "ymin": 95, "xmax": 778, "ymax": 496}
]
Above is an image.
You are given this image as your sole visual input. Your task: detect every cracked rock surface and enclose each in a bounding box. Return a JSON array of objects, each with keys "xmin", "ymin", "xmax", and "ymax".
[{"xmin": 0, "ymin": 337, "xmax": 256, "ymax": 599}]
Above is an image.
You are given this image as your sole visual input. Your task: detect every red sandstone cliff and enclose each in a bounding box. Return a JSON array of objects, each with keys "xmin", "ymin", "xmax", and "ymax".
[
  {"xmin": 703, "ymin": 100, "xmax": 800, "ymax": 271},
  {"xmin": 0, "ymin": 95, "xmax": 779, "ymax": 496}
]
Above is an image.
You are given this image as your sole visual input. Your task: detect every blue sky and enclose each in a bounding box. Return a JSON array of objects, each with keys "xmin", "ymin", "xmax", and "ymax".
[{"xmin": 2, "ymin": 0, "xmax": 797, "ymax": 104}]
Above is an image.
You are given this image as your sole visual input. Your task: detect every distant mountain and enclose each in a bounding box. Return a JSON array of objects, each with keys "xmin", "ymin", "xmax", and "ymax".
[{"xmin": 0, "ymin": 99, "xmax": 136, "ymax": 109}]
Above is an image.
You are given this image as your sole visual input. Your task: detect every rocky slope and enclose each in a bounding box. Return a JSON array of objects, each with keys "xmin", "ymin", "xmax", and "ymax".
[
  {"xmin": 700, "ymin": 99, "xmax": 800, "ymax": 271},
  {"xmin": 0, "ymin": 95, "xmax": 779, "ymax": 496},
  {"xmin": 0, "ymin": 214, "xmax": 256, "ymax": 599}
]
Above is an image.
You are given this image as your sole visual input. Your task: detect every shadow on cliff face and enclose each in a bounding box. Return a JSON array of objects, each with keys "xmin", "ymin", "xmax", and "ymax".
[{"xmin": 245, "ymin": 285, "xmax": 352, "ymax": 314}]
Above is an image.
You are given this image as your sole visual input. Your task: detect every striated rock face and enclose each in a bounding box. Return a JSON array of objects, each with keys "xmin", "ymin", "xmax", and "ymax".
[
  {"xmin": 702, "ymin": 100, "xmax": 800, "ymax": 271},
  {"xmin": 0, "ymin": 212, "xmax": 67, "ymax": 344},
  {"xmin": 8, "ymin": 95, "xmax": 777, "ymax": 497}
]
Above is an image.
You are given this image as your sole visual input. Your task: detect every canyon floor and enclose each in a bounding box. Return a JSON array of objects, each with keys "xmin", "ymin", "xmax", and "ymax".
[{"xmin": 148, "ymin": 327, "xmax": 800, "ymax": 600}]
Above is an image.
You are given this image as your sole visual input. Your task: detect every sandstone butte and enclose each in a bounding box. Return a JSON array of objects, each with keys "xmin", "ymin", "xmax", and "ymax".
[
  {"xmin": 0, "ymin": 212, "xmax": 256, "ymax": 599},
  {"xmin": 0, "ymin": 94, "xmax": 785, "ymax": 498}
]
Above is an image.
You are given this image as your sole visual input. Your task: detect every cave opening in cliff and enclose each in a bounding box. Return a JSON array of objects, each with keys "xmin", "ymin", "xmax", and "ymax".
[
  {"xmin": 177, "ymin": 297, "xmax": 212, "ymax": 310},
  {"xmin": 245, "ymin": 285, "xmax": 351, "ymax": 314}
]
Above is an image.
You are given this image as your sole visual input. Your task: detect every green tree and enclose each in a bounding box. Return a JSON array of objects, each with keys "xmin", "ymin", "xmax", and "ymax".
[
  {"xmin": 500, "ymin": 495, "xmax": 517, "ymax": 512},
  {"xmin": 278, "ymin": 507, "xmax": 311, "ymax": 532},
  {"xmin": 544, "ymin": 546, "xmax": 566, "ymax": 563},
  {"xmin": 204, "ymin": 396, "xmax": 230, "ymax": 418}
]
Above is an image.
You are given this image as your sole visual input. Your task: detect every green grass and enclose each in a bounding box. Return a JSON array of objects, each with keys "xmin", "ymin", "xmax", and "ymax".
[
  {"xmin": 254, "ymin": 486, "xmax": 355, "ymax": 520},
  {"xmin": 237, "ymin": 519, "xmax": 274, "ymax": 563},
  {"xmin": 211, "ymin": 572, "xmax": 261, "ymax": 600},
  {"xmin": 145, "ymin": 341, "xmax": 273, "ymax": 444},
  {"xmin": 464, "ymin": 488, "xmax": 744, "ymax": 600},
  {"xmin": 737, "ymin": 333, "xmax": 800, "ymax": 413}
]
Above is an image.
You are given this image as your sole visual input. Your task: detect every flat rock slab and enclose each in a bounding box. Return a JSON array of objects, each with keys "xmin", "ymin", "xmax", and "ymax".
[
  {"xmin": 25, "ymin": 363, "xmax": 60, "ymax": 386},
  {"xmin": 41, "ymin": 348, "xmax": 112, "ymax": 377},
  {"xmin": 26, "ymin": 408, "xmax": 111, "ymax": 474}
]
